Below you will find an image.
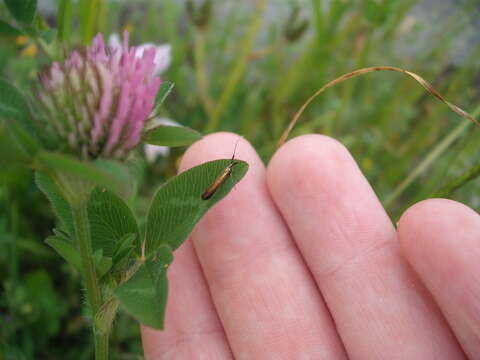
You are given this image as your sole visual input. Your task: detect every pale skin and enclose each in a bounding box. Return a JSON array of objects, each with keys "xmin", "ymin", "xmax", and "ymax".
[{"xmin": 141, "ymin": 132, "xmax": 480, "ymax": 359}]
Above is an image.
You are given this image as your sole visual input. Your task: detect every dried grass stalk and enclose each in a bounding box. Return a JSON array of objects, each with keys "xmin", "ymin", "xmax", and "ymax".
[{"xmin": 277, "ymin": 66, "xmax": 479, "ymax": 148}]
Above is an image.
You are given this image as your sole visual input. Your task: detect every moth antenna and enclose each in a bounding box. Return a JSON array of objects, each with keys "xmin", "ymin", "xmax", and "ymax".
[{"xmin": 232, "ymin": 137, "xmax": 241, "ymax": 161}]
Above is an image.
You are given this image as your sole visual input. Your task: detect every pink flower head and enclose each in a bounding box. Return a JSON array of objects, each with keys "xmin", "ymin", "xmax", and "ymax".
[{"xmin": 37, "ymin": 32, "xmax": 161, "ymax": 159}]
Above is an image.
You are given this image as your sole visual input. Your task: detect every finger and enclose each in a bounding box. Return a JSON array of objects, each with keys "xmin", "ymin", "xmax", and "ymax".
[
  {"xmin": 398, "ymin": 198, "xmax": 480, "ymax": 358},
  {"xmin": 141, "ymin": 214, "xmax": 232, "ymax": 355},
  {"xmin": 267, "ymin": 135, "xmax": 464, "ymax": 359},
  {"xmin": 181, "ymin": 132, "xmax": 346, "ymax": 359}
]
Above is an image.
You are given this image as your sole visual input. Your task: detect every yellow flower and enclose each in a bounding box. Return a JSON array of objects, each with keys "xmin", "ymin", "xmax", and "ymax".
[
  {"xmin": 15, "ymin": 35, "xmax": 28, "ymax": 45},
  {"xmin": 362, "ymin": 158, "xmax": 374, "ymax": 171},
  {"xmin": 22, "ymin": 43, "xmax": 38, "ymax": 57}
]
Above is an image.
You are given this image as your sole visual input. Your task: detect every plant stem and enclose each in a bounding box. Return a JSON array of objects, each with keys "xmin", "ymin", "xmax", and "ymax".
[
  {"xmin": 96, "ymin": 0, "xmax": 107, "ymax": 34},
  {"xmin": 194, "ymin": 30, "xmax": 214, "ymax": 118},
  {"xmin": 384, "ymin": 105, "xmax": 480, "ymax": 208},
  {"xmin": 433, "ymin": 162, "xmax": 480, "ymax": 198},
  {"xmin": 144, "ymin": 0, "xmax": 157, "ymax": 38},
  {"xmin": 95, "ymin": 333, "xmax": 109, "ymax": 360},
  {"xmin": 163, "ymin": 0, "xmax": 185, "ymax": 94},
  {"xmin": 80, "ymin": 0, "xmax": 99, "ymax": 45},
  {"xmin": 9, "ymin": 199, "xmax": 19, "ymax": 287},
  {"xmin": 72, "ymin": 200, "xmax": 108, "ymax": 360},
  {"xmin": 205, "ymin": 0, "xmax": 265, "ymax": 132},
  {"xmin": 310, "ymin": 0, "xmax": 324, "ymax": 36},
  {"xmin": 57, "ymin": 0, "xmax": 73, "ymax": 46},
  {"xmin": 384, "ymin": 119, "xmax": 471, "ymax": 208}
]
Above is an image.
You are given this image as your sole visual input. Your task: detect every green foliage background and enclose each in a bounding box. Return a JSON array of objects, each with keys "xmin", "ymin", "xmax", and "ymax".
[{"xmin": 1, "ymin": 0, "xmax": 480, "ymax": 358}]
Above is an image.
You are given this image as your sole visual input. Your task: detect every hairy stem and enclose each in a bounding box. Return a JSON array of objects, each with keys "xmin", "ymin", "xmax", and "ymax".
[
  {"xmin": 95, "ymin": 333, "xmax": 109, "ymax": 360},
  {"xmin": 72, "ymin": 200, "xmax": 108, "ymax": 360}
]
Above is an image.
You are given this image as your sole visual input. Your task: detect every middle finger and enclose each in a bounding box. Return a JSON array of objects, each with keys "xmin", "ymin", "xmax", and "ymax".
[{"xmin": 267, "ymin": 135, "xmax": 464, "ymax": 359}]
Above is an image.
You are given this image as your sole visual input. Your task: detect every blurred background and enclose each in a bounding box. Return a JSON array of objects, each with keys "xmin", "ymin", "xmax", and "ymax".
[{"xmin": 1, "ymin": 0, "xmax": 479, "ymax": 358}]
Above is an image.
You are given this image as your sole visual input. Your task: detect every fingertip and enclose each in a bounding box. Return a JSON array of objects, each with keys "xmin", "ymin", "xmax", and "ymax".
[
  {"xmin": 266, "ymin": 132, "xmax": 395, "ymax": 275},
  {"xmin": 397, "ymin": 200, "xmax": 480, "ymax": 357},
  {"xmin": 267, "ymin": 134, "xmax": 356, "ymax": 201},
  {"xmin": 269, "ymin": 134, "xmax": 352, "ymax": 173},
  {"xmin": 398, "ymin": 198, "xmax": 480, "ymax": 257},
  {"xmin": 180, "ymin": 132, "xmax": 247, "ymax": 172}
]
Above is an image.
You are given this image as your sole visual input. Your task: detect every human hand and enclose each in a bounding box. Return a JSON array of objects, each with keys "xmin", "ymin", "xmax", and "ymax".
[{"xmin": 141, "ymin": 133, "xmax": 480, "ymax": 359}]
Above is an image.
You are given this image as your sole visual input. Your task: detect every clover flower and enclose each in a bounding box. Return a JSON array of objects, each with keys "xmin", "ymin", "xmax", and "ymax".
[
  {"xmin": 108, "ymin": 33, "xmax": 171, "ymax": 75},
  {"xmin": 37, "ymin": 32, "xmax": 161, "ymax": 159}
]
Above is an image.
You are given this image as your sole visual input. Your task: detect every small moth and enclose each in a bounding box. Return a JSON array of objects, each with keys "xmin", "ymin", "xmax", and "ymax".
[{"xmin": 201, "ymin": 139, "xmax": 240, "ymax": 200}]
